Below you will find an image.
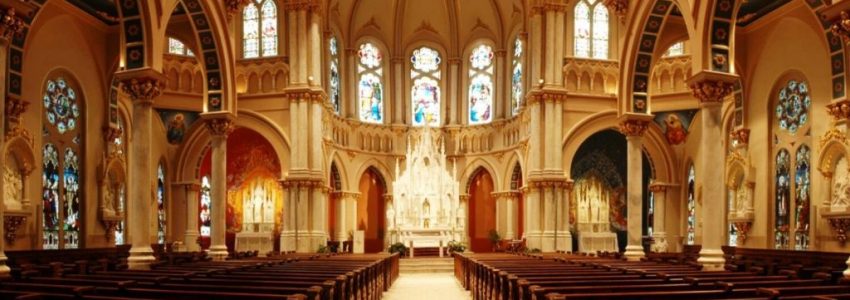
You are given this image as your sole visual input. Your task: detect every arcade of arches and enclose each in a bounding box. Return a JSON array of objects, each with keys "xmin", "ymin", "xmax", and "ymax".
[{"xmin": 4, "ymin": 0, "xmax": 850, "ymax": 275}]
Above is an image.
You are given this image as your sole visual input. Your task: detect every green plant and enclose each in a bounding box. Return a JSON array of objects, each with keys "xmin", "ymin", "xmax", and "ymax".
[
  {"xmin": 488, "ymin": 229, "xmax": 501, "ymax": 245},
  {"xmin": 526, "ymin": 248, "xmax": 542, "ymax": 254},
  {"xmin": 447, "ymin": 240, "xmax": 466, "ymax": 253},
  {"xmin": 387, "ymin": 242, "xmax": 408, "ymax": 255},
  {"xmin": 316, "ymin": 245, "xmax": 329, "ymax": 253}
]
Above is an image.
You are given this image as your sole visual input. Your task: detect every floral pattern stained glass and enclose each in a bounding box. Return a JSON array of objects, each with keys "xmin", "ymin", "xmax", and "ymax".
[
  {"xmin": 242, "ymin": 3, "xmax": 259, "ymax": 58},
  {"xmin": 574, "ymin": 1, "xmax": 591, "ymax": 58},
  {"xmin": 62, "ymin": 148, "xmax": 80, "ymax": 249},
  {"xmin": 43, "ymin": 78, "xmax": 80, "ymax": 135},
  {"xmin": 469, "ymin": 45, "xmax": 494, "ymax": 125},
  {"xmin": 775, "ymin": 80, "xmax": 811, "ymax": 134},
  {"xmin": 574, "ymin": 0, "xmax": 609, "ymax": 59},
  {"xmin": 512, "ymin": 37, "xmax": 524, "ymax": 116},
  {"xmin": 261, "ymin": 0, "xmax": 277, "ymax": 56},
  {"xmin": 157, "ymin": 164, "xmax": 167, "ymax": 244},
  {"xmin": 42, "ymin": 143, "xmax": 60, "ymax": 249},
  {"xmin": 200, "ymin": 176, "xmax": 212, "ymax": 237},
  {"xmin": 775, "ymin": 149, "xmax": 791, "ymax": 249},
  {"xmin": 329, "ymin": 37, "xmax": 341, "ymax": 115},
  {"xmin": 794, "ymin": 145, "xmax": 810, "ymax": 250},
  {"xmin": 664, "ymin": 41, "xmax": 684, "ymax": 57},
  {"xmin": 411, "ymin": 47, "xmax": 442, "ymax": 126},
  {"xmin": 358, "ymin": 43, "xmax": 384, "ymax": 123},
  {"xmin": 686, "ymin": 164, "xmax": 696, "ymax": 245},
  {"xmin": 168, "ymin": 38, "xmax": 194, "ymax": 56}
]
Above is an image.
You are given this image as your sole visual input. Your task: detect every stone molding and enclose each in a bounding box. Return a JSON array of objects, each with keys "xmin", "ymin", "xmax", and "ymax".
[{"xmin": 115, "ymin": 68, "xmax": 166, "ymax": 104}]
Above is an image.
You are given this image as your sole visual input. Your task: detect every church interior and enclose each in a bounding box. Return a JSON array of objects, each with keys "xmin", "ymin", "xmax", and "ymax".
[{"xmin": 5, "ymin": 0, "xmax": 850, "ymax": 299}]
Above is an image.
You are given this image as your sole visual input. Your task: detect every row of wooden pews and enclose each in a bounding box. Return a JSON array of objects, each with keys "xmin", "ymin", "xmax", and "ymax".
[
  {"xmin": 455, "ymin": 250, "xmax": 850, "ymax": 300},
  {"xmin": 0, "ymin": 249, "xmax": 398, "ymax": 300}
]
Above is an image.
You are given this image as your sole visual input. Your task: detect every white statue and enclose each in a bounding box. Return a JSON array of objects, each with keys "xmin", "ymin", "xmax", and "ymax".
[
  {"xmin": 832, "ymin": 174, "xmax": 850, "ymax": 210},
  {"xmin": 3, "ymin": 166, "xmax": 21, "ymax": 211}
]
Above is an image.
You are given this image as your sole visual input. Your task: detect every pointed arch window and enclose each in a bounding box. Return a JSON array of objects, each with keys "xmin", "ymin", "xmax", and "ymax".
[
  {"xmin": 243, "ymin": 0, "xmax": 278, "ymax": 58},
  {"xmin": 664, "ymin": 41, "xmax": 684, "ymax": 57},
  {"xmin": 42, "ymin": 76, "xmax": 83, "ymax": 249},
  {"xmin": 511, "ymin": 37, "xmax": 524, "ymax": 116},
  {"xmin": 686, "ymin": 164, "xmax": 696, "ymax": 245},
  {"xmin": 200, "ymin": 176, "xmax": 212, "ymax": 238},
  {"xmin": 411, "ymin": 46, "xmax": 442, "ymax": 126},
  {"xmin": 358, "ymin": 42, "xmax": 384, "ymax": 123},
  {"xmin": 114, "ymin": 114, "xmax": 127, "ymax": 245},
  {"xmin": 469, "ymin": 44, "xmax": 494, "ymax": 125},
  {"xmin": 329, "ymin": 36, "xmax": 341, "ymax": 115},
  {"xmin": 574, "ymin": 0, "xmax": 609, "ymax": 59},
  {"xmin": 156, "ymin": 163, "xmax": 167, "ymax": 244},
  {"xmin": 773, "ymin": 79, "xmax": 811, "ymax": 250},
  {"xmin": 168, "ymin": 37, "xmax": 195, "ymax": 57}
]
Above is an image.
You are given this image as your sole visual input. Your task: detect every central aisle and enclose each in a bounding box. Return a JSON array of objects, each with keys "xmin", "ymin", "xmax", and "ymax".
[{"xmin": 383, "ymin": 272, "xmax": 471, "ymax": 300}]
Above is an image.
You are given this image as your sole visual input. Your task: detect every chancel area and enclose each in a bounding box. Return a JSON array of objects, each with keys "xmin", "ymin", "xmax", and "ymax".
[{"xmin": 6, "ymin": 0, "xmax": 850, "ymax": 299}]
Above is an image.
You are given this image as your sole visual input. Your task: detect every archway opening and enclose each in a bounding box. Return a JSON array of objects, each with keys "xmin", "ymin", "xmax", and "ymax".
[
  {"xmin": 468, "ymin": 168, "xmax": 496, "ymax": 252},
  {"xmin": 357, "ymin": 167, "xmax": 386, "ymax": 253}
]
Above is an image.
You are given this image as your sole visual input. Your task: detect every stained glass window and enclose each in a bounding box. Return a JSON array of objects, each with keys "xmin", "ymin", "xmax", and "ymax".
[
  {"xmin": 115, "ymin": 185, "xmax": 125, "ymax": 245},
  {"xmin": 168, "ymin": 37, "xmax": 194, "ymax": 57},
  {"xmin": 574, "ymin": 0, "xmax": 609, "ymax": 59},
  {"xmin": 775, "ymin": 80, "xmax": 811, "ymax": 134},
  {"xmin": 647, "ymin": 191, "xmax": 655, "ymax": 236},
  {"xmin": 664, "ymin": 41, "xmax": 684, "ymax": 57},
  {"xmin": 329, "ymin": 36, "xmax": 341, "ymax": 115},
  {"xmin": 511, "ymin": 37, "xmax": 524, "ymax": 116},
  {"xmin": 794, "ymin": 145, "xmax": 810, "ymax": 250},
  {"xmin": 775, "ymin": 149, "xmax": 791, "ymax": 249},
  {"xmin": 411, "ymin": 46, "xmax": 442, "ymax": 126},
  {"xmin": 469, "ymin": 44, "xmax": 494, "ymax": 125},
  {"xmin": 200, "ymin": 176, "xmax": 212, "ymax": 238},
  {"xmin": 157, "ymin": 163, "xmax": 167, "ymax": 244},
  {"xmin": 243, "ymin": 0, "xmax": 277, "ymax": 58},
  {"xmin": 686, "ymin": 164, "xmax": 696, "ymax": 245},
  {"xmin": 357, "ymin": 43, "xmax": 384, "ymax": 123},
  {"xmin": 42, "ymin": 76, "xmax": 82, "ymax": 250},
  {"xmin": 242, "ymin": 4, "xmax": 259, "ymax": 58}
]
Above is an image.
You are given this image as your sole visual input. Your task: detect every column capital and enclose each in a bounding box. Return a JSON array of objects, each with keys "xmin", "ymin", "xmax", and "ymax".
[
  {"xmin": 527, "ymin": 177, "xmax": 569, "ymax": 188},
  {"xmin": 281, "ymin": 178, "xmax": 325, "ymax": 189},
  {"xmin": 115, "ymin": 68, "xmax": 166, "ymax": 104},
  {"xmin": 831, "ymin": 10, "xmax": 850, "ymax": 41},
  {"xmin": 564, "ymin": 179, "xmax": 574, "ymax": 191},
  {"xmin": 204, "ymin": 117, "xmax": 235, "ymax": 137},
  {"xmin": 648, "ymin": 184, "xmax": 667, "ymax": 193},
  {"xmin": 459, "ymin": 194, "xmax": 470, "ymax": 202},
  {"xmin": 172, "ymin": 181, "xmax": 201, "ymax": 192},
  {"xmin": 102, "ymin": 125, "xmax": 123, "ymax": 143},
  {"xmin": 687, "ymin": 71, "xmax": 738, "ymax": 107},
  {"xmin": 603, "ymin": 0, "xmax": 628, "ymax": 19},
  {"xmin": 284, "ymin": 88, "xmax": 327, "ymax": 104},
  {"xmin": 730, "ymin": 128, "xmax": 750, "ymax": 146},
  {"xmin": 283, "ymin": 0, "xmax": 321, "ymax": 13},
  {"xmin": 532, "ymin": 2, "xmax": 567, "ymax": 13},
  {"xmin": 224, "ymin": 0, "xmax": 251, "ymax": 20},
  {"xmin": 491, "ymin": 191, "xmax": 521, "ymax": 199},
  {"xmin": 526, "ymin": 90, "xmax": 568, "ymax": 106},
  {"xmin": 332, "ymin": 191, "xmax": 360, "ymax": 200},
  {"xmin": 618, "ymin": 112, "xmax": 653, "ymax": 137},
  {"xmin": 827, "ymin": 98, "xmax": 850, "ymax": 123},
  {"xmin": 0, "ymin": 7, "xmax": 25, "ymax": 40},
  {"xmin": 5, "ymin": 95, "xmax": 28, "ymax": 128},
  {"xmin": 390, "ymin": 56, "xmax": 405, "ymax": 64}
]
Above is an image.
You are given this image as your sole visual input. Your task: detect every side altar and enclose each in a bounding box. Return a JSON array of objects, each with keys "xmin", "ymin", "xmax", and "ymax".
[{"xmin": 388, "ymin": 128, "xmax": 462, "ymax": 253}]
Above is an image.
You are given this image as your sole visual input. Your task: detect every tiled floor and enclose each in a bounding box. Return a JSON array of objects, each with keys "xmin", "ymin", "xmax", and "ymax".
[{"xmin": 383, "ymin": 272, "xmax": 471, "ymax": 300}]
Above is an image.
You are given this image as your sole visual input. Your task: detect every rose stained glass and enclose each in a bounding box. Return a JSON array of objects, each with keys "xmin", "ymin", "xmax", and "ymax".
[
  {"xmin": 775, "ymin": 80, "xmax": 811, "ymax": 134},
  {"xmin": 43, "ymin": 78, "xmax": 80, "ymax": 135}
]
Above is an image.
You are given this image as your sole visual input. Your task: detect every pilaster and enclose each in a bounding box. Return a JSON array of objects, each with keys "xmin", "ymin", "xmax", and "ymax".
[{"xmin": 175, "ymin": 182, "xmax": 201, "ymax": 252}]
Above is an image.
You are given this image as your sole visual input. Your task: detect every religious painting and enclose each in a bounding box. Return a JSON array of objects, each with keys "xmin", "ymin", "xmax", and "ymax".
[
  {"xmin": 412, "ymin": 78, "xmax": 440, "ymax": 126},
  {"xmin": 158, "ymin": 109, "xmax": 200, "ymax": 145},
  {"xmin": 653, "ymin": 109, "xmax": 697, "ymax": 145}
]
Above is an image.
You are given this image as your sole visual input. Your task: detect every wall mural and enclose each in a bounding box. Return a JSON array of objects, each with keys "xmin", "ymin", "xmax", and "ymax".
[
  {"xmin": 224, "ymin": 128, "xmax": 283, "ymax": 235},
  {"xmin": 158, "ymin": 110, "xmax": 200, "ymax": 145},
  {"xmin": 653, "ymin": 109, "xmax": 697, "ymax": 145}
]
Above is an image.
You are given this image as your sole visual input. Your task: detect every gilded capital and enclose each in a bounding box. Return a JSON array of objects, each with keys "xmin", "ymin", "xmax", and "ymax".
[
  {"xmin": 687, "ymin": 71, "xmax": 738, "ymax": 106},
  {"xmin": 832, "ymin": 10, "xmax": 850, "ymax": 41},
  {"xmin": 284, "ymin": 0, "xmax": 320, "ymax": 13},
  {"xmin": 648, "ymin": 184, "xmax": 667, "ymax": 193},
  {"xmin": 102, "ymin": 126, "xmax": 123, "ymax": 143},
  {"xmin": 5, "ymin": 96, "xmax": 28, "ymax": 126},
  {"xmin": 618, "ymin": 115, "xmax": 651, "ymax": 137},
  {"xmin": 730, "ymin": 128, "xmax": 750, "ymax": 146},
  {"xmin": 0, "ymin": 7, "xmax": 24, "ymax": 40},
  {"xmin": 603, "ymin": 0, "xmax": 628, "ymax": 19},
  {"xmin": 116, "ymin": 69, "xmax": 166, "ymax": 103},
  {"xmin": 225, "ymin": 0, "xmax": 251, "ymax": 19},
  {"xmin": 827, "ymin": 99, "xmax": 850, "ymax": 122},
  {"xmin": 205, "ymin": 118, "xmax": 235, "ymax": 137}
]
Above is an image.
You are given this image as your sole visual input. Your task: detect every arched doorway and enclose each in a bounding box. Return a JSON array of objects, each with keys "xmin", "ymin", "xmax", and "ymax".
[
  {"xmin": 198, "ymin": 127, "xmax": 284, "ymax": 253},
  {"xmin": 468, "ymin": 168, "xmax": 496, "ymax": 252},
  {"xmin": 357, "ymin": 167, "xmax": 386, "ymax": 253}
]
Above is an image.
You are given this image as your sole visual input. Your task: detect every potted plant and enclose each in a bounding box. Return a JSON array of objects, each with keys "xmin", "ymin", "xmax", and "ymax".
[
  {"xmin": 387, "ymin": 242, "xmax": 408, "ymax": 256},
  {"xmin": 488, "ymin": 229, "xmax": 501, "ymax": 252},
  {"xmin": 447, "ymin": 240, "xmax": 466, "ymax": 254}
]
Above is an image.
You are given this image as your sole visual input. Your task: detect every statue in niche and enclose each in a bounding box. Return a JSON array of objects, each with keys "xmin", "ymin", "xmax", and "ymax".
[
  {"xmin": 4, "ymin": 165, "xmax": 21, "ymax": 211},
  {"xmin": 833, "ymin": 174, "xmax": 850, "ymax": 209},
  {"xmin": 735, "ymin": 184, "xmax": 747, "ymax": 213}
]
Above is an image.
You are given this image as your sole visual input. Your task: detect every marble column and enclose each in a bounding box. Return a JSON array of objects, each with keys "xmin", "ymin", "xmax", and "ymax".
[
  {"xmin": 181, "ymin": 183, "xmax": 201, "ymax": 252},
  {"xmin": 688, "ymin": 71, "xmax": 736, "ymax": 270},
  {"xmin": 117, "ymin": 69, "xmax": 165, "ymax": 269},
  {"xmin": 558, "ymin": 181, "xmax": 574, "ymax": 252},
  {"xmin": 619, "ymin": 113, "xmax": 652, "ymax": 261},
  {"xmin": 345, "ymin": 192, "xmax": 359, "ymax": 241},
  {"xmin": 310, "ymin": 184, "xmax": 328, "ymax": 250},
  {"xmin": 459, "ymin": 195, "xmax": 470, "ymax": 244},
  {"xmin": 523, "ymin": 186, "xmax": 542, "ymax": 250},
  {"xmin": 493, "ymin": 192, "xmax": 508, "ymax": 239},
  {"xmin": 280, "ymin": 180, "xmax": 296, "ymax": 252},
  {"xmin": 649, "ymin": 183, "xmax": 669, "ymax": 253},
  {"xmin": 542, "ymin": 182, "xmax": 556, "ymax": 251},
  {"xmin": 0, "ymin": 15, "xmax": 24, "ymax": 276},
  {"xmin": 205, "ymin": 118, "xmax": 234, "ymax": 261},
  {"xmin": 333, "ymin": 192, "xmax": 346, "ymax": 241},
  {"xmin": 505, "ymin": 192, "xmax": 518, "ymax": 240}
]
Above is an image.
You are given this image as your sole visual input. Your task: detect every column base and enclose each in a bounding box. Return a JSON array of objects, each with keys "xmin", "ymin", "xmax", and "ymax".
[
  {"xmin": 540, "ymin": 231, "xmax": 555, "ymax": 252},
  {"xmin": 279, "ymin": 231, "xmax": 296, "ymax": 253},
  {"xmin": 555, "ymin": 232, "xmax": 573, "ymax": 252},
  {"xmin": 651, "ymin": 232, "xmax": 668, "ymax": 253},
  {"xmin": 183, "ymin": 231, "xmax": 200, "ymax": 252},
  {"xmin": 0, "ymin": 254, "xmax": 11, "ymax": 280},
  {"xmin": 844, "ymin": 256, "xmax": 850, "ymax": 279},
  {"xmin": 697, "ymin": 248, "xmax": 726, "ymax": 271},
  {"xmin": 127, "ymin": 245, "xmax": 156, "ymax": 270},
  {"xmin": 505, "ymin": 230, "xmax": 516, "ymax": 241},
  {"xmin": 207, "ymin": 245, "xmax": 229, "ymax": 261},
  {"xmin": 623, "ymin": 245, "xmax": 645, "ymax": 261},
  {"xmin": 524, "ymin": 231, "xmax": 544, "ymax": 251}
]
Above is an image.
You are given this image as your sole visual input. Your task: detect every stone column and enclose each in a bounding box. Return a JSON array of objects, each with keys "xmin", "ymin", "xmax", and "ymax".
[
  {"xmin": 180, "ymin": 183, "xmax": 201, "ymax": 252},
  {"xmin": 649, "ymin": 183, "xmax": 669, "ymax": 253},
  {"xmin": 310, "ymin": 183, "xmax": 328, "ymax": 251},
  {"xmin": 280, "ymin": 180, "xmax": 296, "ymax": 252},
  {"xmin": 619, "ymin": 113, "xmax": 652, "ymax": 261},
  {"xmin": 459, "ymin": 195, "xmax": 470, "ymax": 244},
  {"xmin": 205, "ymin": 118, "xmax": 234, "ymax": 261},
  {"xmin": 346, "ymin": 48, "xmax": 358, "ymax": 119},
  {"xmin": 448, "ymin": 58, "xmax": 461, "ymax": 125},
  {"xmin": 688, "ymin": 71, "xmax": 737, "ymax": 270},
  {"xmin": 391, "ymin": 57, "xmax": 404, "ymax": 125},
  {"xmin": 345, "ymin": 192, "xmax": 359, "ymax": 241},
  {"xmin": 492, "ymin": 192, "xmax": 507, "ymax": 238},
  {"xmin": 117, "ymin": 68, "xmax": 165, "ymax": 269},
  {"xmin": 559, "ymin": 180, "xmax": 574, "ymax": 251},
  {"xmin": 542, "ymin": 182, "xmax": 556, "ymax": 251},
  {"xmin": 505, "ymin": 192, "xmax": 519, "ymax": 240},
  {"xmin": 333, "ymin": 192, "xmax": 346, "ymax": 241},
  {"xmin": 523, "ymin": 186, "xmax": 542, "ymax": 250}
]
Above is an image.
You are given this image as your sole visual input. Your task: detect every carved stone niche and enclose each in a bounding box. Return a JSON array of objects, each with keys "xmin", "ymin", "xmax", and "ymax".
[
  {"xmin": 99, "ymin": 155, "xmax": 126, "ymax": 241},
  {"xmin": 2, "ymin": 131, "xmax": 35, "ymax": 245}
]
